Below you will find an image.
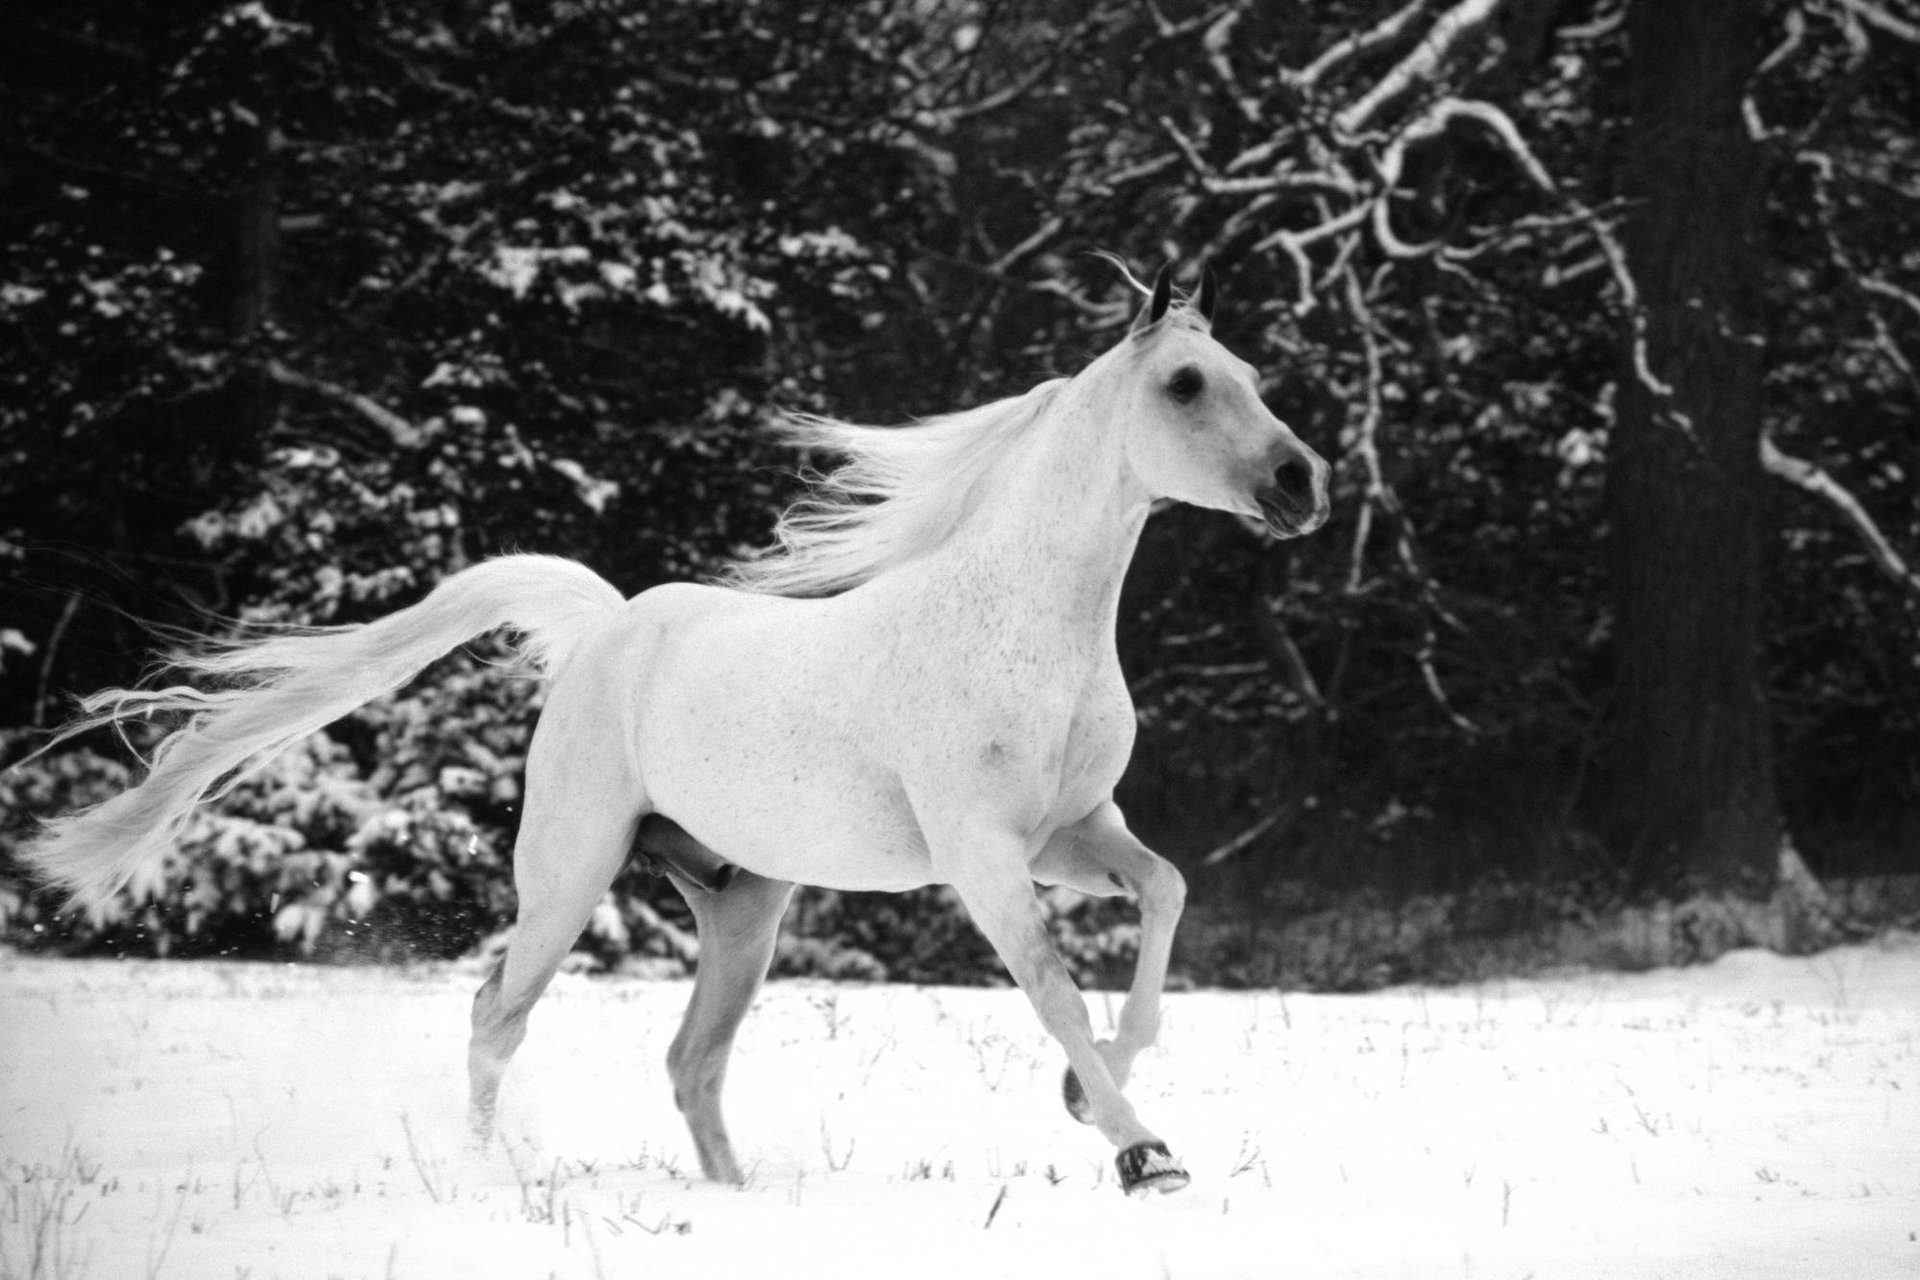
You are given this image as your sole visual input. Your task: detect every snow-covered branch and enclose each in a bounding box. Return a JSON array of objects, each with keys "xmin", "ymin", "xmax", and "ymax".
[
  {"xmin": 1830, "ymin": 0, "xmax": 1920, "ymax": 43},
  {"xmin": 1202, "ymin": 8, "xmax": 1263, "ymax": 124},
  {"xmin": 1294, "ymin": 0, "xmax": 1433, "ymax": 91},
  {"xmin": 1762, "ymin": 437, "xmax": 1920, "ymax": 597},
  {"xmin": 1334, "ymin": 0, "xmax": 1507, "ymax": 138},
  {"xmin": 265, "ymin": 361, "xmax": 420, "ymax": 448}
]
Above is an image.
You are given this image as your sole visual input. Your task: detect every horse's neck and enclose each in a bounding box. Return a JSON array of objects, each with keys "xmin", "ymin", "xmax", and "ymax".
[{"xmin": 936, "ymin": 390, "xmax": 1148, "ymax": 647}]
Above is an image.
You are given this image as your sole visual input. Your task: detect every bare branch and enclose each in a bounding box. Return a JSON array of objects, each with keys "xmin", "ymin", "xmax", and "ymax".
[
  {"xmin": 1094, "ymin": 152, "xmax": 1183, "ymax": 193},
  {"xmin": 1555, "ymin": 7, "xmax": 1624, "ymax": 42},
  {"xmin": 1157, "ymin": 113, "xmax": 1213, "ymax": 181},
  {"xmin": 1798, "ymin": 151, "xmax": 1920, "ymax": 394},
  {"xmin": 1762, "ymin": 436, "xmax": 1920, "ymax": 597},
  {"xmin": 1193, "ymin": 192, "xmax": 1278, "ymax": 267},
  {"xmin": 989, "ymin": 215, "xmax": 1064, "ymax": 275},
  {"xmin": 1757, "ymin": 5, "xmax": 1809, "ymax": 78},
  {"xmin": 23, "ymin": 19, "xmax": 147, "ymax": 64},
  {"xmin": 1252, "ymin": 596, "xmax": 1325, "ymax": 707},
  {"xmin": 1338, "ymin": 269, "xmax": 1477, "ymax": 733},
  {"xmin": 1861, "ymin": 274, "xmax": 1920, "ymax": 326},
  {"xmin": 1372, "ymin": 195, "xmax": 1441, "ymax": 258},
  {"xmin": 1201, "ymin": 804, "xmax": 1293, "ymax": 866},
  {"xmin": 1370, "ymin": 96, "xmax": 1558, "ymax": 258},
  {"xmin": 914, "ymin": 56, "xmax": 1058, "ymax": 128},
  {"xmin": 1568, "ymin": 202, "xmax": 1678, "ymax": 405},
  {"xmin": 1253, "ymin": 202, "xmax": 1371, "ymax": 312},
  {"xmin": 1341, "ymin": 269, "xmax": 1390, "ymax": 593},
  {"xmin": 1199, "ymin": 170, "xmax": 1365, "ymax": 199},
  {"xmin": 1138, "ymin": 0, "xmax": 1227, "ymax": 41},
  {"xmin": 1408, "ymin": 98, "xmax": 1557, "ymax": 192},
  {"xmin": 1793, "ymin": 3, "xmax": 1872, "ymax": 150},
  {"xmin": 1416, "ymin": 633, "xmax": 1478, "ymax": 734},
  {"xmin": 1265, "ymin": 230, "xmax": 1318, "ymax": 314}
]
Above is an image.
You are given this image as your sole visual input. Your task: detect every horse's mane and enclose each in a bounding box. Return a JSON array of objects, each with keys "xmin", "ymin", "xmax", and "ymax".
[{"xmin": 719, "ymin": 377, "xmax": 1070, "ymax": 598}]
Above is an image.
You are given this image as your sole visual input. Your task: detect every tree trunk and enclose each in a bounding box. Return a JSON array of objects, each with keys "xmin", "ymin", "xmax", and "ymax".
[
  {"xmin": 228, "ymin": 102, "xmax": 279, "ymax": 448},
  {"xmin": 1606, "ymin": 0, "xmax": 1781, "ymax": 893}
]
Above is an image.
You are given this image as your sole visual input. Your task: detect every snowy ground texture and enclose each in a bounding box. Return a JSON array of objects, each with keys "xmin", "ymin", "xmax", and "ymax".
[{"xmin": 3, "ymin": 936, "xmax": 1917, "ymax": 1280}]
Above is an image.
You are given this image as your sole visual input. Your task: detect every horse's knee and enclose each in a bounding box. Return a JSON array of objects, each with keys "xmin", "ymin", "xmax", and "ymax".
[{"xmin": 1135, "ymin": 852, "xmax": 1186, "ymax": 916}]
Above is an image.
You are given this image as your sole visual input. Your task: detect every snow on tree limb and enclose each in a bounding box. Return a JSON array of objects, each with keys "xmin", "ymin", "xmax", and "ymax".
[
  {"xmin": 1294, "ymin": 0, "xmax": 1435, "ymax": 92},
  {"xmin": 1334, "ymin": 0, "xmax": 1507, "ymax": 138},
  {"xmin": 1830, "ymin": 0, "xmax": 1920, "ymax": 43},
  {"xmin": 264, "ymin": 361, "xmax": 419, "ymax": 448},
  {"xmin": 1762, "ymin": 436, "xmax": 1920, "ymax": 597},
  {"xmin": 1381, "ymin": 97, "xmax": 1558, "ymax": 194},
  {"xmin": 1371, "ymin": 97, "xmax": 1558, "ymax": 257},
  {"xmin": 1202, "ymin": 8, "xmax": 1262, "ymax": 124}
]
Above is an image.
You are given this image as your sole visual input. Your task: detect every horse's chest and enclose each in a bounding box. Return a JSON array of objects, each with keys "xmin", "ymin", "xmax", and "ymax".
[
  {"xmin": 1012, "ymin": 665, "xmax": 1138, "ymax": 821},
  {"xmin": 1062, "ymin": 676, "xmax": 1134, "ymax": 779}
]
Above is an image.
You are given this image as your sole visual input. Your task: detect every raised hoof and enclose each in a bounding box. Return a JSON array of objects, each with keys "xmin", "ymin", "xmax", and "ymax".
[
  {"xmin": 1062, "ymin": 1065, "xmax": 1094, "ymax": 1124},
  {"xmin": 1116, "ymin": 1141, "xmax": 1190, "ymax": 1197}
]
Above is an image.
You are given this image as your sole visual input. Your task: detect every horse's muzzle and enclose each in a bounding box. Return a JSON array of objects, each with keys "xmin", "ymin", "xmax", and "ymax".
[{"xmin": 1256, "ymin": 452, "xmax": 1330, "ymax": 538}]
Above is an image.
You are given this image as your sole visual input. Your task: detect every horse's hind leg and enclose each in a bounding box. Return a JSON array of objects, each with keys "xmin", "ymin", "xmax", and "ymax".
[
  {"xmin": 664, "ymin": 867, "xmax": 795, "ymax": 1183},
  {"xmin": 467, "ymin": 804, "xmax": 635, "ymax": 1140},
  {"xmin": 1030, "ymin": 801, "xmax": 1186, "ymax": 1121},
  {"xmin": 468, "ymin": 696, "xmax": 639, "ymax": 1142}
]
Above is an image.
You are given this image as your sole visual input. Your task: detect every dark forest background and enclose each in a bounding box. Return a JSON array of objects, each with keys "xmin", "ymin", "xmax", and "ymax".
[{"xmin": 2, "ymin": 0, "xmax": 1916, "ymax": 988}]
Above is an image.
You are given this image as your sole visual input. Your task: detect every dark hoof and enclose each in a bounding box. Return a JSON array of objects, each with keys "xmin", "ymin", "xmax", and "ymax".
[
  {"xmin": 1062, "ymin": 1065, "xmax": 1094, "ymax": 1124},
  {"xmin": 1116, "ymin": 1141, "xmax": 1190, "ymax": 1197}
]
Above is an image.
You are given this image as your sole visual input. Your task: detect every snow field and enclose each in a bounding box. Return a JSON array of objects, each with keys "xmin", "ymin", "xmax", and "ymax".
[{"xmin": 1, "ymin": 935, "xmax": 1916, "ymax": 1279}]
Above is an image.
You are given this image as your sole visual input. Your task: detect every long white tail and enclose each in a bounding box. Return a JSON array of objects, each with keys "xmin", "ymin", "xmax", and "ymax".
[{"xmin": 21, "ymin": 554, "xmax": 625, "ymax": 911}]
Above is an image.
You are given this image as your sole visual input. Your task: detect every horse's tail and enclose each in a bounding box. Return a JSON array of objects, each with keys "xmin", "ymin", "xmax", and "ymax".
[{"xmin": 20, "ymin": 554, "xmax": 625, "ymax": 912}]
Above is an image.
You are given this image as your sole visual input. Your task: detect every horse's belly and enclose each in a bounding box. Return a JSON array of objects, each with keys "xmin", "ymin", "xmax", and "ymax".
[
  {"xmin": 648, "ymin": 745, "xmax": 930, "ymax": 891},
  {"xmin": 631, "ymin": 604, "xmax": 932, "ymax": 891}
]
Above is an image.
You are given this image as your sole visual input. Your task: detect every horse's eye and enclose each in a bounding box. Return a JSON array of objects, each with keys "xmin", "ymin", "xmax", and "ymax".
[{"xmin": 1166, "ymin": 366, "xmax": 1205, "ymax": 403}]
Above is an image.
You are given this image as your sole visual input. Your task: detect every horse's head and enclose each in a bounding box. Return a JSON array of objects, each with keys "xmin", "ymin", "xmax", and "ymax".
[{"xmin": 1106, "ymin": 266, "xmax": 1329, "ymax": 539}]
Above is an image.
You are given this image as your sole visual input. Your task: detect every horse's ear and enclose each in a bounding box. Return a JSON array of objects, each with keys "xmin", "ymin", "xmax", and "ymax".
[
  {"xmin": 1197, "ymin": 265, "xmax": 1218, "ymax": 328},
  {"xmin": 1131, "ymin": 264, "xmax": 1174, "ymax": 334}
]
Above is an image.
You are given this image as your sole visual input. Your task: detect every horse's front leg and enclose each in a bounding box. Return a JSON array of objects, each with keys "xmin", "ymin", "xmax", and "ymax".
[
  {"xmin": 1030, "ymin": 801, "xmax": 1186, "ymax": 1118},
  {"xmin": 926, "ymin": 815, "xmax": 1190, "ymax": 1196}
]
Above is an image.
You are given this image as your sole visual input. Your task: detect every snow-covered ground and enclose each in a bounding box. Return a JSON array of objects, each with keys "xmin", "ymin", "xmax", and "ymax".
[{"xmin": 2, "ymin": 936, "xmax": 1916, "ymax": 1280}]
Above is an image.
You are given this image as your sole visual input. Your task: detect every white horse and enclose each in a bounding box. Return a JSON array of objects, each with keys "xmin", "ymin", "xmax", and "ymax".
[{"xmin": 23, "ymin": 266, "xmax": 1329, "ymax": 1196}]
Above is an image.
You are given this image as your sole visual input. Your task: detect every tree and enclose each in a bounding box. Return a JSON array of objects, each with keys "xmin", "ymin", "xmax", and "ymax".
[
  {"xmin": 902, "ymin": 0, "xmax": 1918, "ymax": 904},
  {"xmin": 1, "ymin": 0, "xmax": 923, "ymax": 712},
  {"xmin": 1604, "ymin": 0, "xmax": 1781, "ymax": 891}
]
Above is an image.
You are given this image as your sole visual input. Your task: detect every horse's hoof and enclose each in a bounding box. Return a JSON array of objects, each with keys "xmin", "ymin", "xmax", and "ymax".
[
  {"xmin": 1116, "ymin": 1141, "xmax": 1190, "ymax": 1197},
  {"xmin": 1062, "ymin": 1065, "xmax": 1094, "ymax": 1124}
]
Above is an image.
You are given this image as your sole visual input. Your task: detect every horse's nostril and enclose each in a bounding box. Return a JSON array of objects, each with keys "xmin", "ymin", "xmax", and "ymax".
[{"xmin": 1273, "ymin": 459, "xmax": 1314, "ymax": 502}]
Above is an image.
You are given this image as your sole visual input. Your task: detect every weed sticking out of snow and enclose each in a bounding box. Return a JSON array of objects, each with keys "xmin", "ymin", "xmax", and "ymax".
[{"xmin": 1, "ymin": 939, "xmax": 1918, "ymax": 1278}]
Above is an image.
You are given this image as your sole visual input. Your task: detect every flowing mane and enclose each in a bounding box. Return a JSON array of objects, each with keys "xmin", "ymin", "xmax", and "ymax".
[{"xmin": 719, "ymin": 377, "xmax": 1069, "ymax": 597}]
